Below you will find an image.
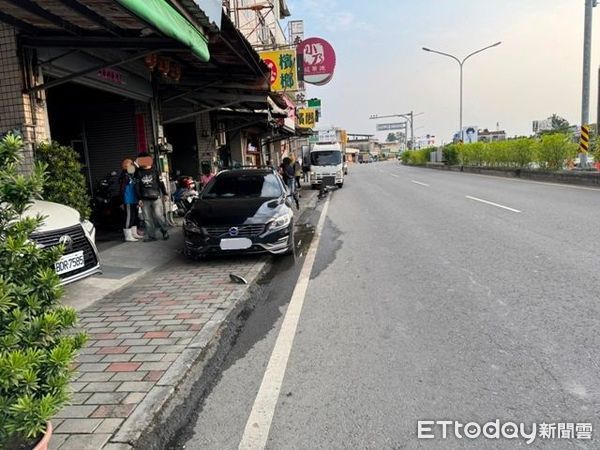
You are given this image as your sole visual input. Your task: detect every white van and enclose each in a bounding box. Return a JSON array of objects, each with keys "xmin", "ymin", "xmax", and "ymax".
[{"xmin": 309, "ymin": 143, "xmax": 344, "ymax": 189}]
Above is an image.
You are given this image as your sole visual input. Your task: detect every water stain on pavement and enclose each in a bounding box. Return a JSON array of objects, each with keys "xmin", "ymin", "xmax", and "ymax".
[{"xmin": 309, "ymin": 217, "xmax": 343, "ymax": 280}]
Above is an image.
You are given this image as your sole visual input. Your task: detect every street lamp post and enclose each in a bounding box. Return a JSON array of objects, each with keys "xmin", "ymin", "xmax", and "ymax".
[{"xmin": 422, "ymin": 42, "xmax": 501, "ymax": 142}]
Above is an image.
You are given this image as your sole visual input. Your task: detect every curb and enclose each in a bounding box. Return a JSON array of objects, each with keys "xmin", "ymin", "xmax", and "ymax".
[{"xmin": 112, "ymin": 259, "xmax": 270, "ymax": 449}]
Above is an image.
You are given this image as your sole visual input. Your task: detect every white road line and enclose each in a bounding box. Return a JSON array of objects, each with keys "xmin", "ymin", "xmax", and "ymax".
[
  {"xmin": 465, "ymin": 195, "xmax": 521, "ymax": 213},
  {"xmin": 391, "ymin": 173, "xmax": 400, "ymax": 178},
  {"xmin": 238, "ymin": 196, "xmax": 331, "ymax": 450},
  {"xmin": 411, "ymin": 180, "xmax": 430, "ymax": 187}
]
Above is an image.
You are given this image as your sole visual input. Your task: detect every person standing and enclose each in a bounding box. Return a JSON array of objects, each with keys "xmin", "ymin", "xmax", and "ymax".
[
  {"xmin": 119, "ymin": 158, "xmax": 142, "ymax": 242},
  {"xmin": 199, "ymin": 165, "xmax": 214, "ymax": 189},
  {"xmin": 294, "ymin": 158, "xmax": 302, "ymax": 190},
  {"xmin": 135, "ymin": 153, "xmax": 169, "ymax": 241},
  {"xmin": 280, "ymin": 157, "xmax": 299, "ymax": 209}
]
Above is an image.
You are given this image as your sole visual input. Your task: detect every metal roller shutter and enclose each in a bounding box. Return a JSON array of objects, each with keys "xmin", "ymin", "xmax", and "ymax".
[{"xmin": 84, "ymin": 101, "xmax": 138, "ymax": 188}]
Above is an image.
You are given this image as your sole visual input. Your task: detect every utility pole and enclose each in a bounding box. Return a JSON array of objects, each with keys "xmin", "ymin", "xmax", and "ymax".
[
  {"xmin": 582, "ymin": 0, "xmax": 595, "ymax": 126},
  {"xmin": 580, "ymin": 0, "xmax": 596, "ymax": 165}
]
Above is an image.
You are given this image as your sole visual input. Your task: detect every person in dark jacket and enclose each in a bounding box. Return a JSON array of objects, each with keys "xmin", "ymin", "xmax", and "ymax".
[
  {"xmin": 279, "ymin": 157, "xmax": 299, "ymax": 209},
  {"xmin": 119, "ymin": 158, "xmax": 142, "ymax": 242},
  {"xmin": 135, "ymin": 153, "xmax": 169, "ymax": 241}
]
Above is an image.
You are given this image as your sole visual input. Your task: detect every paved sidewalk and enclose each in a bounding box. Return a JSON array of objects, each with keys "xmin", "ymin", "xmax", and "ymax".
[
  {"xmin": 52, "ymin": 256, "xmax": 267, "ymax": 450},
  {"xmin": 51, "ymin": 187, "xmax": 319, "ymax": 450}
]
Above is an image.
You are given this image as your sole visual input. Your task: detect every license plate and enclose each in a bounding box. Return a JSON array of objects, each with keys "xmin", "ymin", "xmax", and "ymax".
[
  {"xmin": 322, "ymin": 176, "xmax": 336, "ymax": 186},
  {"xmin": 220, "ymin": 238, "xmax": 252, "ymax": 250},
  {"xmin": 55, "ymin": 250, "xmax": 85, "ymax": 275}
]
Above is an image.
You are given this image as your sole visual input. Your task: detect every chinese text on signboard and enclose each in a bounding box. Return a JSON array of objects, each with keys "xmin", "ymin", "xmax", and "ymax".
[
  {"xmin": 297, "ymin": 108, "xmax": 316, "ymax": 129},
  {"xmin": 259, "ymin": 50, "xmax": 298, "ymax": 92}
]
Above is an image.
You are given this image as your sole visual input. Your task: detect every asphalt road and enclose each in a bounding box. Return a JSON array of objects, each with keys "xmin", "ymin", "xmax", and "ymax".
[{"xmin": 173, "ymin": 162, "xmax": 600, "ymax": 449}]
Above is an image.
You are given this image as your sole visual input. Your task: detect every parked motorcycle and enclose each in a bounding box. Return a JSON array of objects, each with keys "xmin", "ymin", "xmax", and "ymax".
[
  {"xmin": 172, "ymin": 176, "xmax": 199, "ymax": 217},
  {"xmin": 92, "ymin": 171, "xmax": 123, "ymax": 230}
]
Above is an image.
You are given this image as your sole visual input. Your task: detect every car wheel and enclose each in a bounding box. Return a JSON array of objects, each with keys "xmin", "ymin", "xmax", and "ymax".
[
  {"xmin": 336, "ymin": 183, "xmax": 344, "ymax": 189},
  {"xmin": 311, "ymin": 184, "xmax": 319, "ymax": 190}
]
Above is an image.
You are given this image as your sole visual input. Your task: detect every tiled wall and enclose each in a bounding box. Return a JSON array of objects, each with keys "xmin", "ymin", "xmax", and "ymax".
[{"xmin": 0, "ymin": 23, "xmax": 50, "ymax": 173}]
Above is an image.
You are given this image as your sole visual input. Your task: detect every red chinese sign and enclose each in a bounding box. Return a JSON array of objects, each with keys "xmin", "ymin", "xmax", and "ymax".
[
  {"xmin": 263, "ymin": 58, "xmax": 278, "ymax": 86},
  {"xmin": 298, "ymin": 37, "xmax": 336, "ymax": 86},
  {"xmin": 97, "ymin": 68, "xmax": 124, "ymax": 85}
]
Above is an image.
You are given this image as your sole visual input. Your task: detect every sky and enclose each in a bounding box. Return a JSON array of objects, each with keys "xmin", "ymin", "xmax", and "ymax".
[{"xmin": 284, "ymin": 0, "xmax": 600, "ymax": 143}]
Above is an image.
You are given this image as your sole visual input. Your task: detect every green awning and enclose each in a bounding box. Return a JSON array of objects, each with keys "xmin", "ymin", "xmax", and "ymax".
[{"xmin": 116, "ymin": 0, "xmax": 210, "ymax": 61}]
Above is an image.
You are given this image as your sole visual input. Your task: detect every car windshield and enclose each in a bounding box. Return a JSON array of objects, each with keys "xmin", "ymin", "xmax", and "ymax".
[
  {"xmin": 202, "ymin": 173, "xmax": 282, "ymax": 199},
  {"xmin": 311, "ymin": 151, "xmax": 342, "ymax": 166}
]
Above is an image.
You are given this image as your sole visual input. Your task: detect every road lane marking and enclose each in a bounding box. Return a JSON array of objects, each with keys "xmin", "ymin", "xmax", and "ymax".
[
  {"xmin": 466, "ymin": 195, "xmax": 521, "ymax": 213},
  {"xmin": 238, "ymin": 196, "xmax": 331, "ymax": 450},
  {"xmin": 391, "ymin": 174, "xmax": 400, "ymax": 178},
  {"xmin": 411, "ymin": 180, "xmax": 430, "ymax": 187}
]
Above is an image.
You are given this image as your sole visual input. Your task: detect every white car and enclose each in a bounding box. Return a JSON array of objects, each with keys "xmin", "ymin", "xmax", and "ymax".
[{"xmin": 25, "ymin": 200, "xmax": 101, "ymax": 284}]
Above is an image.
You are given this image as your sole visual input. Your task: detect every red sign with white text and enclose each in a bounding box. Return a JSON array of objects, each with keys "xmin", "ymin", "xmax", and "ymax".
[{"xmin": 298, "ymin": 37, "xmax": 336, "ymax": 86}]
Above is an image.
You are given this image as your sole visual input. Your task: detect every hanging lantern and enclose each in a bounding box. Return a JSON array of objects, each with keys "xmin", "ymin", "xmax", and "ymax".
[
  {"xmin": 144, "ymin": 53, "xmax": 157, "ymax": 71},
  {"xmin": 157, "ymin": 57, "xmax": 170, "ymax": 77},
  {"xmin": 168, "ymin": 63, "xmax": 181, "ymax": 82}
]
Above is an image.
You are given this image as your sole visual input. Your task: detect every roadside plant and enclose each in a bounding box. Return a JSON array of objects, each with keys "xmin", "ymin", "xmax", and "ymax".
[
  {"xmin": 535, "ymin": 133, "xmax": 577, "ymax": 171},
  {"xmin": 35, "ymin": 142, "xmax": 91, "ymax": 219},
  {"xmin": 0, "ymin": 133, "xmax": 86, "ymax": 449},
  {"xmin": 442, "ymin": 144, "xmax": 459, "ymax": 165}
]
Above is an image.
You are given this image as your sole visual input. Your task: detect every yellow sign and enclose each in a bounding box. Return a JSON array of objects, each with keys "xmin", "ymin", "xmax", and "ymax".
[
  {"xmin": 297, "ymin": 108, "xmax": 316, "ymax": 129},
  {"xmin": 259, "ymin": 50, "xmax": 298, "ymax": 92}
]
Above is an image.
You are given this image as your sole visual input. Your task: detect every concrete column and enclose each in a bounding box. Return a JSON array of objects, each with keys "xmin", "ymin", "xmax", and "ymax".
[{"xmin": 228, "ymin": 129, "xmax": 244, "ymax": 167}]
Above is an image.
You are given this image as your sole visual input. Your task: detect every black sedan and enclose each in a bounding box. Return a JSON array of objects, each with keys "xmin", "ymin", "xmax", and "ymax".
[{"xmin": 183, "ymin": 169, "xmax": 295, "ymax": 257}]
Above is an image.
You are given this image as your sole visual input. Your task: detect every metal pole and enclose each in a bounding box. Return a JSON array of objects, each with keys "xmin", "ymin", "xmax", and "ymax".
[
  {"xmin": 582, "ymin": 0, "xmax": 593, "ymax": 126},
  {"xmin": 410, "ymin": 111, "xmax": 414, "ymax": 150},
  {"xmin": 459, "ymin": 62, "xmax": 463, "ymax": 141},
  {"xmin": 597, "ymin": 65, "xmax": 600, "ymax": 128}
]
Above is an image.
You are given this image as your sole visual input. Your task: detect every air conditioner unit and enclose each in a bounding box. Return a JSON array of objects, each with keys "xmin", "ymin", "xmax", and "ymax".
[{"xmin": 258, "ymin": 25, "xmax": 271, "ymax": 44}]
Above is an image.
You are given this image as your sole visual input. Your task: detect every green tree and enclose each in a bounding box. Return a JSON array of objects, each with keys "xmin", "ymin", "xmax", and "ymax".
[
  {"xmin": 0, "ymin": 134, "xmax": 86, "ymax": 449},
  {"xmin": 386, "ymin": 132, "xmax": 397, "ymax": 142},
  {"xmin": 35, "ymin": 142, "xmax": 91, "ymax": 219}
]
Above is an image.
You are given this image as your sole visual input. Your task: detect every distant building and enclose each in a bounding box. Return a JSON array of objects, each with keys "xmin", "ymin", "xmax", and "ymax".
[
  {"xmin": 478, "ymin": 129, "xmax": 506, "ymax": 143},
  {"xmin": 416, "ymin": 134, "xmax": 437, "ymax": 148}
]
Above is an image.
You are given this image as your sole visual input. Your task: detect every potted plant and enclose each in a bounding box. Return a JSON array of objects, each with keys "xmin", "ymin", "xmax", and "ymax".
[{"xmin": 0, "ymin": 133, "xmax": 87, "ymax": 450}]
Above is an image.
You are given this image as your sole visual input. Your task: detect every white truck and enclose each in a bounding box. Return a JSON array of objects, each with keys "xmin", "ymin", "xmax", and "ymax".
[{"xmin": 309, "ymin": 142, "xmax": 345, "ymax": 189}]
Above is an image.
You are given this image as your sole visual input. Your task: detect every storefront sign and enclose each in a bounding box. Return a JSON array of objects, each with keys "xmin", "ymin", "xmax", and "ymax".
[
  {"xmin": 259, "ymin": 50, "xmax": 298, "ymax": 92},
  {"xmin": 298, "ymin": 37, "xmax": 336, "ymax": 86},
  {"xmin": 97, "ymin": 68, "xmax": 125, "ymax": 85},
  {"xmin": 297, "ymin": 108, "xmax": 316, "ymax": 129}
]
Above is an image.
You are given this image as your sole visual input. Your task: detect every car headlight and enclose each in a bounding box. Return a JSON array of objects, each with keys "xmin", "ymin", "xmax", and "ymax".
[
  {"xmin": 266, "ymin": 212, "xmax": 292, "ymax": 233},
  {"xmin": 336, "ymin": 170, "xmax": 343, "ymax": 177},
  {"xmin": 81, "ymin": 219, "xmax": 94, "ymax": 236},
  {"xmin": 184, "ymin": 217, "xmax": 203, "ymax": 234}
]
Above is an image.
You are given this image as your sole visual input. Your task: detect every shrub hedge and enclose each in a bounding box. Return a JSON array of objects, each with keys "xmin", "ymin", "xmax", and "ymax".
[{"xmin": 401, "ymin": 134, "xmax": 579, "ymax": 171}]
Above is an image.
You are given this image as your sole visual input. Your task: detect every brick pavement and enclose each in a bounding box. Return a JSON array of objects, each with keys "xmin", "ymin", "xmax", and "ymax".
[{"xmin": 50, "ymin": 257, "xmax": 267, "ymax": 450}]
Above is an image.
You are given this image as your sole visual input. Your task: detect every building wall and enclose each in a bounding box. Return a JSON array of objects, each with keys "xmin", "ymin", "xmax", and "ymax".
[
  {"xmin": 0, "ymin": 24, "xmax": 50, "ymax": 173},
  {"xmin": 195, "ymin": 112, "xmax": 216, "ymax": 172},
  {"xmin": 229, "ymin": 0, "xmax": 287, "ymax": 48}
]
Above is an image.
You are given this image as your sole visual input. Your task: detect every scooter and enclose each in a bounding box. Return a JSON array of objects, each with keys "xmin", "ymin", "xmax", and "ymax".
[
  {"xmin": 172, "ymin": 177, "xmax": 199, "ymax": 217},
  {"xmin": 92, "ymin": 171, "xmax": 123, "ymax": 230}
]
